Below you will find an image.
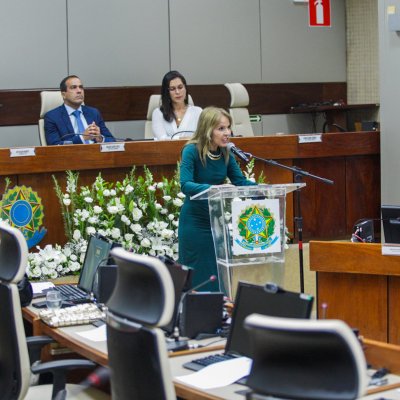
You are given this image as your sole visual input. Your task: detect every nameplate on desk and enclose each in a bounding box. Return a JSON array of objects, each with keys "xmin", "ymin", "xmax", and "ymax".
[
  {"xmin": 10, "ymin": 147, "xmax": 36, "ymax": 157},
  {"xmin": 100, "ymin": 143, "xmax": 125, "ymax": 153},
  {"xmin": 382, "ymin": 244, "xmax": 400, "ymax": 256},
  {"xmin": 298, "ymin": 134, "xmax": 322, "ymax": 144}
]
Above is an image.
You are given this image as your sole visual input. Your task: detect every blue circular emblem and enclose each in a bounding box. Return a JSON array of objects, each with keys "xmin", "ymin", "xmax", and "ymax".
[
  {"xmin": 246, "ymin": 214, "xmax": 266, "ymax": 234},
  {"xmin": 10, "ymin": 200, "xmax": 33, "ymax": 226}
]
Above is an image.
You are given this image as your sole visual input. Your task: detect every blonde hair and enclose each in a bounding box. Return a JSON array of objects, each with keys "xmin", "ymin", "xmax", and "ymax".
[{"xmin": 186, "ymin": 107, "xmax": 232, "ymax": 165}]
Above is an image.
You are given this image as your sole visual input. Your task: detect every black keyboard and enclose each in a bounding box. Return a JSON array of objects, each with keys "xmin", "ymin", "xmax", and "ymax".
[
  {"xmin": 184, "ymin": 353, "xmax": 237, "ymax": 371},
  {"xmin": 54, "ymin": 285, "xmax": 91, "ymax": 303},
  {"xmin": 183, "ymin": 353, "xmax": 248, "ymax": 385}
]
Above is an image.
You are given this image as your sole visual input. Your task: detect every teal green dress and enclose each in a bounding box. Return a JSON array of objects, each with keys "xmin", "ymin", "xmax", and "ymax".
[{"xmin": 179, "ymin": 143, "xmax": 256, "ymax": 291}]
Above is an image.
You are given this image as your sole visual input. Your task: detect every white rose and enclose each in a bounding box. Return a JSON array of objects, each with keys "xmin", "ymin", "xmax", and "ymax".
[
  {"xmin": 161, "ymin": 229, "xmax": 174, "ymax": 239},
  {"xmin": 125, "ymin": 185, "xmax": 133, "ymax": 194},
  {"xmin": 148, "ymin": 186, "xmax": 156, "ymax": 192},
  {"xmin": 111, "ymin": 228, "xmax": 121, "ymax": 239},
  {"xmin": 140, "ymin": 238, "xmax": 151, "ymax": 248},
  {"xmin": 163, "ymin": 195, "xmax": 172, "ymax": 201},
  {"xmin": 84, "ymin": 197, "xmax": 93, "ymax": 203},
  {"xmin": 168, "ymin": 214, "xmax": 175, "ymax": 221},
  {"xmin": 103, "ymin": 189, "xmax": 111, "ymax": 196},
  {"xmin": 160, "ymin": 208, "xmax": 168, "ymax": 215},
  {"xmin": 81, "ymin": 210, "xmax": 90, "ymax": 220},
  {"xmin": 173, "ymin": 198, "xmax": 183, "ymax": 207},
  {"xmin": 124, "ymin": 233, "xmax": 133, "ymax": 242},
  {"xmin": 157, "ymin": 182, "xmax": 164, "ymax": 188},
  {"xmin": 88, "ymin": 216, "xmax": 98, "ymax": 224},
  {"xmin": 131, "ymin": 208, "xmax": 143, "ymax": 221},
  {"xmin": 130, "ymin": 224, "xmax": 142, "ymax": 234},
  {"xmin": 63, "ymin": 198, "xmax": 71, "ymax": 206},
  {"xmin": 70, "ymin": 254, "xmax": 78, "ymax": 261},
  {"xmin": 107, "ymin": 205, "xmax": 119, "ymax": 214},
  {"xmin": 110, "ymin": 189, "xmax": 116, "ymax": 196},
  {"xmin": 177, "ymin": 192, "xmax": 186, "ymax": 199},
  {"xmin": 121, "ymin": 215, "xmax": 131, "ymax": 225},
  {"xmin": 86, "ymin": 226, "xmax": 96, "ymax": 235},
  {"xmin": 73, "ymin": 230, "xmax": 81, "ymax": 241},
  {"xmin": 155, "ymin": 203, "xmax": 162, "ymax": 210},
  {"xmin": 93, "ymin": 206, "xmax": 102, "ymax": 214}
]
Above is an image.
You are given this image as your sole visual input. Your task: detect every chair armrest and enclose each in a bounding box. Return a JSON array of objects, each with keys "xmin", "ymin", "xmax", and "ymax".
[
  {"xmin": 31, "ymin": 359, "xmax": 97, "ymax": 399},
  {"xmin": 26, "ymin": 335, "xmax": 55, "ymax": 364}
]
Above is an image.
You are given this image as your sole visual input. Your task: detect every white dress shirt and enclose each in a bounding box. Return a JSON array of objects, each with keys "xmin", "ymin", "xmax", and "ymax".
[{"xmin": 152, "ymin": 105, "xmax": 202, "ymax": 140}]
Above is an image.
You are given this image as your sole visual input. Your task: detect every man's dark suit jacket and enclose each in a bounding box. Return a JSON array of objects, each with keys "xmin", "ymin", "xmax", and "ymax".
[{"xmin": 44, "ymin": 105, "xmax": 115, "ymax": 145}]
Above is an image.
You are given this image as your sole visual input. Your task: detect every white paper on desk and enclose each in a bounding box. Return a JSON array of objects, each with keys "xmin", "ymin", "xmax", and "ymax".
[
  {"xmin": 31, "ymin": 281, "xmax": 55, "ymax": 296},
  {"xmin": 76, "ymin": 324, "xmax": 107, "ymax": 342},
  {"xmin": 175, "ymin": 357, "xmax": 252, "ymax": 389}
]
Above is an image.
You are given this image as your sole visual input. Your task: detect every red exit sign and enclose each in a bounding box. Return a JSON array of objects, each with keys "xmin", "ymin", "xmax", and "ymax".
[{"xmin": 309, "ymin": 0, "xmax": 331, "ymax": 27}]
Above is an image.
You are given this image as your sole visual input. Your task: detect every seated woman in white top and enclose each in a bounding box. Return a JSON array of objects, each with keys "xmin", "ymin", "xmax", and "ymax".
[{"xmin": 152, "ymin": 71, "xmax": 202, "ymax": 140}]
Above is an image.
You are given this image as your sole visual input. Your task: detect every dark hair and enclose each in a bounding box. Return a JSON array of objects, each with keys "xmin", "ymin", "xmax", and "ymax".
[
  {"xmin": 60, "ymin": 75, "xmax": 80, "ymax": 92},
  {"xmin": 160, "ymin": 71, "xmax": 188, "ymax": 122}
]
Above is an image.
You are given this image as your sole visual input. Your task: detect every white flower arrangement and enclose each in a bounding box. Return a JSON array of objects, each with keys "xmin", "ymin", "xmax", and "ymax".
[
  {"xmin": 26, "ymin": 166, "xmax": 184, "ymax": 280},
  {"xmin": 24, "ymin": 161, "xmax": 273, "ymax": 280}
]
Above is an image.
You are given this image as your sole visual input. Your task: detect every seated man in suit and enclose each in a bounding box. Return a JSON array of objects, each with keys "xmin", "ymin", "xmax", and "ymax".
[{"xmin": 44, "ymin": 75, "xmax": 116, "ymax": 145}]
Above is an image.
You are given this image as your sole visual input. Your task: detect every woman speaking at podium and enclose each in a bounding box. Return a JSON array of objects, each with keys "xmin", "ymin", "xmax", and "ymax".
[{"xmin": 179, "ymin": 107, "xmax": 256, "ymax": 292}]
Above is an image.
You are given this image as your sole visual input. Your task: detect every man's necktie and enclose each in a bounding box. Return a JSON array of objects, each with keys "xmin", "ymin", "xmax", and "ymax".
[{"xmin": 72, "ymin": 110, "xmax": 89, "ymax": 143}]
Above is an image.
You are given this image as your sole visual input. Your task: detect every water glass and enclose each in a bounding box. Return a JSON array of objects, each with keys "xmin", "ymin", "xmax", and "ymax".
[{"xmin": 46, "ymin": 290, "xmax": 63, "ymax": 310}]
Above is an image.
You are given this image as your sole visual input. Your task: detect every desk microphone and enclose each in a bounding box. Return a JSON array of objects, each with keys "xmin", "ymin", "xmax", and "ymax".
[
  {"xmin": 170, "ymin": 130, "xmax": 195, "ymax": 139},
  {"xmin": 57, "ymin": 133, "xmax": 105, "ymax": 144},
  {"xmin": 171, "ymin": 275, "xmax": 217, "ymax": 341},
  {"xmin": 227, "ymin": 142, "xmax": 250, "ymax": 163}
]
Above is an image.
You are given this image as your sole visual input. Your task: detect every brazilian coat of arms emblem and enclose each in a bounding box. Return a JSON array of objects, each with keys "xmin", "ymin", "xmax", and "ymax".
[
  {"xmin": 232, "ymin": 199, "xmax": 281, "ymax": 255},
  {"xmin": 0, "ymin": 185, "xmax": 47, "ymax": 248}
]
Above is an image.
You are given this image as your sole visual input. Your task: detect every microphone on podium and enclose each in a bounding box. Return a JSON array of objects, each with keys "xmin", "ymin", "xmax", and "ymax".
[{"xmin": 226, "ymin": 142, "xmax": 250, "ymax": 163}]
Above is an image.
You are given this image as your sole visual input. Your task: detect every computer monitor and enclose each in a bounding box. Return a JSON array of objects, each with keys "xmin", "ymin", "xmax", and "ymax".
[
  {"xmin": 159, "ymin": 257, "xmax": 192, "ymax": 334},
  {"xmin": 228, "ymin": 281, "xmax": 314, "ymax": 358},
  {"xmin": 381, "ymin": 205, "xmax": 400, "ymax": 244},
  {"xmin": 78, "ymin": 235, "xmax": 113, "ymax": 293}
]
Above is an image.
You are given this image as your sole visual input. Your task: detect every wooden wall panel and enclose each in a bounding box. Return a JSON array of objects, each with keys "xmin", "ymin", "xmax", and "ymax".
[
  {"xmin": 346, "ymin": 154, "xmax": 381, "ymax": 235},
  {"xmin": 317, "ymin": 272, "xmax": 388, "ymax": 342},
  {"xmin": 295, "ymin": 157, "xmax": 346, "ymax": 240},
  {"xmin": 0, "ymin": 82, "xmax": 347, "ymax": 126}
]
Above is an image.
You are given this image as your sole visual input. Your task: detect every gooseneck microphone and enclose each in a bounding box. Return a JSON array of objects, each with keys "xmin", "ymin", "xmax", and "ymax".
[
  {"xmin": 171, "ymin": 275, "xmax": 217, "ymax": 341},
  {"xmin": 170, "ymin": 130, "xmax": 195, "ymax": 139},
  {"xmin": 226, "ymin": 142, "xmax": 250, "ymax": 163},
  {"xmin": 57, "ymin": 132, "xmax": 105, "ymax": 144}
]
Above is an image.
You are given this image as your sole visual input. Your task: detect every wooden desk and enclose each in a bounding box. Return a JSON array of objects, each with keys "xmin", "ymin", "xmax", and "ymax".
[
  {"xmin": 310, "ymin": 241, "xmax": 400, "ymax": 344},
  {"xmin": 23, "ymin": 309, "xmax": 400, "ymax": 399},
  {"xmin": 1, "ymin": 132, "xmax": 380, "ymax": 245}
]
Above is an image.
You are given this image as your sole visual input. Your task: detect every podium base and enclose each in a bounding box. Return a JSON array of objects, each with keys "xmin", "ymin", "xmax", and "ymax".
[{"xmin": 217, "ymin": 259, "xmax": 285, "ymax": 300}]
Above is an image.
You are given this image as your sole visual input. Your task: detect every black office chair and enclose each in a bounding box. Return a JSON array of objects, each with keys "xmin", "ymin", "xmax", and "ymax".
[
  {"xmin": 106, "ymin": 248, "xmax": 176, "ymax": 400},
  {"xmin": 244, "ymin": 314, "xmax": 367, "ymax": 400},
  {"xmin": 0, "ymin": 221, "xmax": 110, "ymax": 400}
]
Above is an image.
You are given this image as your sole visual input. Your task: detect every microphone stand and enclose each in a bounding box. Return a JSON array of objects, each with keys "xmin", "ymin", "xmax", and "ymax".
[{"xmin": 244, "ymin": 152, "xmax": 334, "ymax": 293}]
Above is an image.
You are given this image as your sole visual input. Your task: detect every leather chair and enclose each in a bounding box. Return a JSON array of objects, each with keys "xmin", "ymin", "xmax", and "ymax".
[
  {"xmin": 0, "ymin": 221, "xmax": 110, "ymax": 400},
  {"xmin": 224, "ymin": 83, "xmax": 254, "ymax": 137},
  {"xmin": 38, "ymin": 91, "xmax": 64, "ymax": 146},
  {"xmin": 144, "ymin": 94, "xmax": 195, "ymax": 139},
  {"xmin": 244, "ymin": 314, "xmax": 367, "ymax": 400},
  {"xmin": 106, "ymin": 248, "xmax": 176, "ymax": 400}
]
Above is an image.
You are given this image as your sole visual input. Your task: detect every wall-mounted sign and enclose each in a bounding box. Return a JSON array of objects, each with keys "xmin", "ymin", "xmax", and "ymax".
[{"xmin": 309, "ymin": 0, "xmax": 331, "ymax": 27}]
